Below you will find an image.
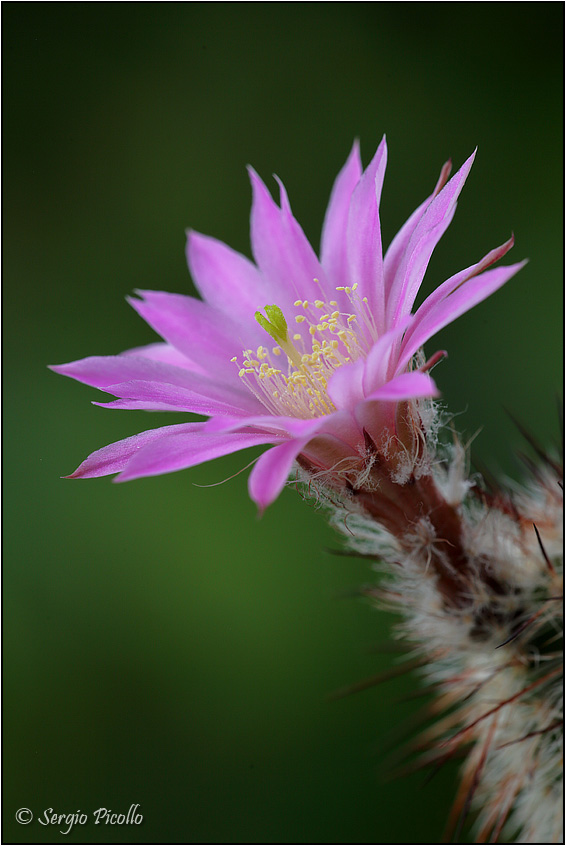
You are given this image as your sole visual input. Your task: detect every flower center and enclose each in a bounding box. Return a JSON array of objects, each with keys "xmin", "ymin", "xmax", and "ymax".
[{"xmin": 232, "ymin": 284, "xmax": 378, "ymax": 419}]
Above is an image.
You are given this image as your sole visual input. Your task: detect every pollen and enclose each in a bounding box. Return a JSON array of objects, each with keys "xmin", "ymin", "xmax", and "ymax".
[{"xmin": 232, "ymin": 286, "xmax": 379, "ymax": 420}]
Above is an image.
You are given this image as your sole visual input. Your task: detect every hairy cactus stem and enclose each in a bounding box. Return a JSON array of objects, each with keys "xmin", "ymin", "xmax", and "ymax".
[
  {"xmin": 352, "ymin": 469, "xmax": 473, "ymax": 608},
  {"xmin": 356, "ymin": 425, "xmax": 485, "ymax": 608}
]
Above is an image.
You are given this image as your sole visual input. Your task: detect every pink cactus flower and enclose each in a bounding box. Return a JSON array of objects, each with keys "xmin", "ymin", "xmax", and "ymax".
[{"xmin": 51, "ymin": 139, "xmax": 524, "ymax": 510}]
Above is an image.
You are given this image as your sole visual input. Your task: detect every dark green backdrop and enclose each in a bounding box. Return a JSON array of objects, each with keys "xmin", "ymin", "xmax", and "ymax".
[{"xmin": 4, "ymin": 4, "xmax": 562, "ymax": 844}]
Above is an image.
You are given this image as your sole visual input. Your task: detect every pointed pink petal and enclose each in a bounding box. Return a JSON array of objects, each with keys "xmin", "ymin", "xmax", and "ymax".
[
  {"xmin": 397, "ymin": 261, "xmax": 526, "ymax": 370},
  {"xmin": 186, "ymin": 230, "xmax": 266, "ymax": 332},
  {"xmin": 347, "ymin": 136, "xmax": 387, "ymax": 330},
  {"xmin": 50, "ymin": 355, "xmax": 263, "ymax": 415},
  {"xmin": 364, "ymin": 371, "xmax": 439, "ymax": 402},
  {"xmin": 400, "ymin": 235, "xmax": 515, "ymax": 345},
  {"xmin": 248, "ymin": 168, "xmax": 324, "ymax": 310},
  {"xmin": 116, "ymin": 429, "xmax": 282, "ymax": 483},
  {"xmin": 66, "ymin": 422, "xmax": 205, "ymax": 478},
  {"xmin": 94, "ymin": 399, "xmax": 200, "ymax": 412},
  {"xmin": 204, "ymin": 413, "xmax": 325, "ymax": 439},
  {"xmin": 122, "ymin": 342, "xmax": 196, "ymax": 369},
  {"xmin": 361, "ymin": 316, "xmax": 413, "ymax": 395},
  {"xmin": 128, "ymin": 290, "xmax": 242, "ymax": 381},
  {"xmin": 383, "ymin": 159, "xmax": 452, "ymax": 300},
  {"xmin": 208, "ymin": 407, "xmax": 365, "ymax": 457},
  {"xmin": 248, "ymin": 437, "xmax": 308, "ymax": 512},
  {"xmin": 320, "ymin": 141, "xmax": 363, "ymax": 289},
  {"xmin": 326, "ymin": 359, "xmax": 365, "ymax": 410},
  {"xmin": 206, "ymin": 410, "xmax": 367, "ymax": 471},
  {"xmin": 94, "ymin": 380, "xmax": 254, "ymax": 416},
  {"xmin": 51, "ymin": 354, "xmax": 198, "ymax": 390},
  {"xmin": 386, "ymin": 150, "xmax": 476, "ymax": 326},
  {"xmin": 275, "ymin": 176, "xmax": 329, "ymax": 291}
]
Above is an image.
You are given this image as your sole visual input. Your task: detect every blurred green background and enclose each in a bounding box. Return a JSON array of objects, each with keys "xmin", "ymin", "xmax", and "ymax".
[{"xmin": 4, "ymin": 4, "xmax": 562, "ymax": 844}]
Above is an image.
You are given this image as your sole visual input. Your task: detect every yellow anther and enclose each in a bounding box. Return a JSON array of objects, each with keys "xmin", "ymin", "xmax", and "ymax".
[
  {"xmin": 272, "ymin": 347, "xmax": 282, "ymax": 356},
  {"xmin": 302, "ymin": 300, "xmax": 309, "ymax": 309},
  {"xmin": 331, "ymin": 311, "xmax": 339, "ymax": 319},
  {"xmin": 330, "ymin": 300, "xmax": 338, "ymax": 306},
  {"xmin": 314, "ymin": 300, "xmax": 324, "ymax": 309},
  {"xmin": 309, "ymin": 326, "xmax": 317, "ymax": 336},
  {"xmin": 336, "ymin": 286, "xmax": 346, "ymax": 291},
  {"xmin": 295, "ymin": 315, "xmax": 306, "ymax": 323},
  {"xmin": 239, "ymin": 369, "xmax": 246, "ymax": 378},
  {"xmin": 293, "ymin": 300, "xmax": 302, "ymax": 307},
  {"xmin": 230, "ymin": 356, "xmax": 238, "ymax": 363},
  {"xmin": 293, "ymin": 333, "xmax": 302, "ymax": 341},
  {"xmin": 347, "ymin": 316, "xmax": 357, "ymax": 324},
  {"xmin": 352, "ymin": 283, "xmax": 359, "ymax": 291}
]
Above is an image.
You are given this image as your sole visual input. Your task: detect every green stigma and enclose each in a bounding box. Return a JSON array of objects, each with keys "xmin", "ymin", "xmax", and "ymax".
[
  {"xmin": 255, "ymin": 304, "xmax": 305, "ymax": 369},
  {"xmin": 255, "ymin": 305, "xmax": 288, "ymax": 343}
]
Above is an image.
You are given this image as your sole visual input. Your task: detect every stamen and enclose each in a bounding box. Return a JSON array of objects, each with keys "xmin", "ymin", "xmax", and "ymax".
[{"xmin": 237, "ymin": 290, "xmax": 379, "ymax": 420}]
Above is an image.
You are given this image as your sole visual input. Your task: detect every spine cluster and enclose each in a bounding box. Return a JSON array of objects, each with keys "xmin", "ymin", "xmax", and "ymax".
[{"xmin": 307, "ymin": 402, "xmax": 563, "ymax": 843}]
